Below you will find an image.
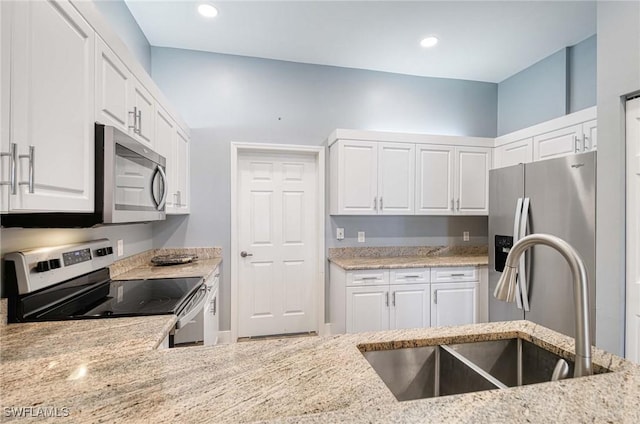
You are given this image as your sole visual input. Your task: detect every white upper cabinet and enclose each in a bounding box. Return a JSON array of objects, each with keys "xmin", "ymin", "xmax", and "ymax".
[
  {"xmin": 583, "ymin": 119, "xmax": 597, "ymax": 151},
  {"xmin": 494, "ymin": 137, "xmax": 533, "ymax": 169},
  {"xmin": 415, "ymin": 145, "xmax": 455, "ymax": 215},
  {"xmin": 378, "ymin": 142, "xmax": 415, "ymax": 215},
  {"xmin": 331, "ymin": 140, "xmax": 378, "ymax": 215},
  {"xmin": 8, "ymin": 0, "xmax": 95, "ymax": 212},
  {"xmin": 494, "ymin": 108, "xmax": 597, "ymax": 169},
  {"xmin": 455, "ymin": 147, "xmax": 491, "ymax": 215},
  {"xmin": 171, "ymin": 127, "xmax": 190, "ymax": 213},
  {"xmin": 130, "ymin": 79, "xmax": 155, "ymax": 148},
  {"xmin": 95, "ymin": 36, "xmax": 132, "ymax": 133},
  {"xmin": 533, "ymin": 124, "xmax": 583, "ymax": 161}
]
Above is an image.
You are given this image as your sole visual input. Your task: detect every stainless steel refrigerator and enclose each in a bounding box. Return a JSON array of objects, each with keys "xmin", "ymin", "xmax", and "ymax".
[{"xmin": 488, "ymin": 151, "xmax": 596, "ymax": 340}]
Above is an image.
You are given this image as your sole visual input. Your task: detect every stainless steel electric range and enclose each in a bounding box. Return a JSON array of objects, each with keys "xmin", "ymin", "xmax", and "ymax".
[{"xmin": 4, "ymin": 239, "xmax": 207, "ymax": 347}]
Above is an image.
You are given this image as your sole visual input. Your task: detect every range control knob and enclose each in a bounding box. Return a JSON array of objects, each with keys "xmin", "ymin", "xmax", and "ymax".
[
  {"xmin": 95, "ymin": 247, "xmax": 112, "ymax": 257},
  {"xmin": 48, "ymin": 259, "xmax": 61, "ymax": 269},
  {"xmin": 35, "ymin": 261, "xmax": 50, "ymax": 272}
]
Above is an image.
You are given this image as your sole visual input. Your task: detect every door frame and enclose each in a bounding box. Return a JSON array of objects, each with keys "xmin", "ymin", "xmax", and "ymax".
[{"xmin": 230, "ymin": 142, "xmax": 325, "ymax": 342}]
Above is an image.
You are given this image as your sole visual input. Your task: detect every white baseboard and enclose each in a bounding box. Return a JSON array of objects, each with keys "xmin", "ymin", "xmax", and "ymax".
[{"xmin": 218, "ymin": 330, "xmax": 232, "ymax": 344}]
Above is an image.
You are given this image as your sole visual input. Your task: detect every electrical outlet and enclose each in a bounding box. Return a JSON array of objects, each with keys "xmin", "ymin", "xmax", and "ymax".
[
  {"xmin": 117, "ymin": 239, "xmax": 124, "ymax": 257},
  {"xmin": 358, "ymin": 231, "xmax": 365, "ymax": 243},
  {"xmin": 336, "ymin": 228, "xmax": 344, "ymax": 240},
  {"xmin": 463, "ymin": 231, "xmax": 470, "ymax": 242}
]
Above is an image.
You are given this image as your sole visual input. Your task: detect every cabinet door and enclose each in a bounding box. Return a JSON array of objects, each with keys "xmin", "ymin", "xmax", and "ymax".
[
  {"xmin": 173, "ymin": 127, "xmax": 190, "ymax": 213},
  {"xmin": 455, "ymin": 147, "xmax": 490, "ymax": 215},
  {"xmin": 533, "ymin": 124, "xmax": 582, "ymax": 161},
  {"xmin": 494, "ymin": 138, "xmax": 533, "ymax": 169},
  {"xmin": 346, "ymin": 286, "xmax": 389, "ymax": 333},
  {"xmin": 390, "ymin": 283, "xmax": 430, "ymax": 330},
  {"xmin": 130, "ymin": 79, "xmax": 155, "ymax": 147},
  {"xmin": 0, "ymin": 1, "xmax": 10, "ymax": 213},
  {"xmin": 10, "ymin": 0, "xmax": 95, "ymax": 212},
  {"xmin": 583, "ymin": 119, "xmax": 597, "ymax": 152},
  {"xmin": 155, "ymin": 105, "xmax": 177, "ymax": 210},
  {"xmin": 415, "ymin": 144, "xmax": 455, "ymax": 215},
  {"xmin": 378, "ymin": 142, "xmax": 414, "ymax": 214},
  {"xmin": 336, "ymin": 140, "xmax": 378, "ymax": 214},
  {"xmin": 95, "ymin": 36, "xmax": 132, "ymax": 132},
  {"xmin": 431, "ymin": 282, "xmax": 478, "ymax": 327}
]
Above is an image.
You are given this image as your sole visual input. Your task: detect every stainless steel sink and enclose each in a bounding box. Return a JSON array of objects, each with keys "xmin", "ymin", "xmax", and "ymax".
[
  {"xmin": 361, "ymin": 338, "xmax": 609, "ymax": 402},
  {"xmin": 448, "ymin": 339, "xmax": 575, "ymax": 387},
  {"xmin": 362, "ymin": 345, "xmax": 505, "ymax": 401}
]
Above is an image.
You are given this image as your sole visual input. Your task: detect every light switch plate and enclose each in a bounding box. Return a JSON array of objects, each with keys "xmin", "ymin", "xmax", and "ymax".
[
  {"xmin": 117, "ymin": 239, "xmax": 124, "ymax": 257},
  {"xmin": 463, "ymin": 231, "xmax": 470, "ymax": 242},
  {"xmin": 336, "ymin": 228, "xmax": 344, "ymax": 240},
  {"xmin": 358, "ymin": 231, "xmax": 365, "ymax": 243}
]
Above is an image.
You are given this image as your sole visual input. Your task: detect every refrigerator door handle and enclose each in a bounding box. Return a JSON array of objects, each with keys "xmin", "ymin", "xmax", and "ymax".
[
  {"xmin": 513, "ymin": 198, "xmax": 524, "ymax": 310},
  {"xmin": 519, "ymin": 197, "xmax": 531, "ymax": 312}
]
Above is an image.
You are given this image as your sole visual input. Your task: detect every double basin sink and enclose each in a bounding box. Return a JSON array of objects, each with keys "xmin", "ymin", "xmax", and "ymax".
[{"xmin": 361, "ymin": 338, "xmax": 608, "ymax": 401}]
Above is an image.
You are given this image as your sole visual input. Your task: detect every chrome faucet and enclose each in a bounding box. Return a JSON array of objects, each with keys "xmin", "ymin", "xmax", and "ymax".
[{"xmin": 494, "ymin": 233, "xmax": 593, "ymax": 378}]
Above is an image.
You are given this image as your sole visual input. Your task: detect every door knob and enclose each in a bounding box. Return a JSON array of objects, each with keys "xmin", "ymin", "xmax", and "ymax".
[{"xmin": 240, "ymin": 251, "xmax": 253, "ymax": 257}]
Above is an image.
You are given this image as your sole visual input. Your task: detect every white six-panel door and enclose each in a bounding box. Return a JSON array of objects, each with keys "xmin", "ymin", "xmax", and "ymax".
[
  {"xmin": 238, "ymin": 152, "xmax": 318, "ymax": 337},
  {"xmin": 626, "ymin": 97, "xmax": 640, "ymax": 364}
]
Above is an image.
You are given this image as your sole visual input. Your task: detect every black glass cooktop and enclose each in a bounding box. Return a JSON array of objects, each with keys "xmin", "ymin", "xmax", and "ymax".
[{"xmin": 82, "ymin": 277, "xmax": 204, "ymax": 317}]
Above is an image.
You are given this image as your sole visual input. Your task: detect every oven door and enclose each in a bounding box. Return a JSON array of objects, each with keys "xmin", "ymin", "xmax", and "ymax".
[
  {"xmin": 101, "ymin": 125, "xmax": 167, "ymax": 224},
  {"xmin": 173, "ymin": 281, "xmax": 216, "ymax": 346}
]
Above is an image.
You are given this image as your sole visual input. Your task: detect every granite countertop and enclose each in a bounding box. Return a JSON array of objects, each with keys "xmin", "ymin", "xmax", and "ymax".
[
  {"xmin": 328, "ymin": 245, "xmax": 489, "ymax": 270},
  {"xmin": 1, "ymin": 319, "xmax": 639, "ymax": 423},
  {"xmin": 111, "ymin": 258, "xmax": 222, "ymax": 281}
]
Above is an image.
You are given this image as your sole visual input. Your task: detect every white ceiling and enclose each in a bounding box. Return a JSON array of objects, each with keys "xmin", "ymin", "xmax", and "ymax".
[{"xmin": 124, "ymin": 0, "xmax": 596, "ymax": 83}]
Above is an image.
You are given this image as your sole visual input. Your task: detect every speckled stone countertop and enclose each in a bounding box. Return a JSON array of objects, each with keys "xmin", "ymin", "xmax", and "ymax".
[
  {"xmin": 329, "ymin": 245, "xmax": 488, "ymax": 270},
  {"xmin": 1, "ymin": 319, "xmax": 639, "ymax": 423},
  {"xmin": 109, "ymin": 247, "xmax": 222, "ymax": 280}
]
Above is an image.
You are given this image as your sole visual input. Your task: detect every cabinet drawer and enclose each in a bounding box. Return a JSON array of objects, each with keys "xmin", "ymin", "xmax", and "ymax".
[
  {"xmin": 390, "ymin": 268, "xmax": 430, "ymax": 285},
  {"xmin": 430, "ymin": 267, "xmax": 477, "ymax": 283},
  {"xmin": 346, "ymin": 269, "xmax": 389, "ymax": 286}
]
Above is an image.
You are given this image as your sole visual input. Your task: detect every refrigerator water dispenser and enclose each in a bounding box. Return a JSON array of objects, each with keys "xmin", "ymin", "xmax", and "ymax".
[{"xmin": 494, "ymin": 235, "xmax": 513, "ymax": 272}]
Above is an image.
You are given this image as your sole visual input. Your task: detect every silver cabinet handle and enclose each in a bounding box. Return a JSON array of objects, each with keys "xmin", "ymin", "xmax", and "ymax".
[
  {"xmin": 0, "ymin": 142, "xmax": 17, "ymax": 194},
  {"xmin": 403, "ymin": 275, "xmax": 421, "ymax": 278},
  {"xmin": 373, "ymin": 196, "xmax": 377, "ymax": 211},
  {"xmin": 128, "ymin": 106, "xmax": 138, "ymax": 132},
  {"xmin": 385, "ymin": 292, "xmax": 389, "ymax": 307},
  {"xmin": 456, "ymin": 199, "xmax": 460, "ymax": 211},
  {"xmin": 433, "ymin": 290, "xmax": 438, "ymax": 304},
  {"xmin": 392, "ymin": 291, "xmax": 396, "ymax": 306},
  {"xmin": 583, "ymin": 134, "xmax": 590, "ymax": 151},
  {"xmin": 18, "ymin": 146, "xmax": 35, "ymax": 193},
  {"xmin": 136, "ymin": 109, "xmax": 142, "ymax": 135},
  {"xmin": 380, "ymin": 197, "xmax": 383, "ymax": 210},
  {"xmin": 573, "ymin": 135, "xmax": 581, "ymax": 153},
  {"xmin": 450, "ymin": 273, "xmax": 466, "ymax": 277},
  {"xmin": 240, "ymin": 251, "xmax": 253, "ymax": 257},
  {"xmin": 212, "ymin": 296, "xmax": 217, "ymax": 315},
  {"xmin": 360, "ymin": 276, "xmax": 379, "ymax": 280}
]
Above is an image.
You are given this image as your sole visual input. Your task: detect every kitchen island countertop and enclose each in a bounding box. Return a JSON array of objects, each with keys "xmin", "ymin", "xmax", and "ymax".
[{"xmin": 1, "ymin": 313, "xmax": 639, "ymax": 423}]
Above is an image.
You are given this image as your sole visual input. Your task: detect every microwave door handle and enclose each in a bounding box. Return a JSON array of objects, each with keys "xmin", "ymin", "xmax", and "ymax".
[
  {"xmin": 150, "ymin": 167, "xmax": 160, "ymax": 208},
  {"xmin": 156, "ymin": 165, "xmax": 168, "ymax": 210}
]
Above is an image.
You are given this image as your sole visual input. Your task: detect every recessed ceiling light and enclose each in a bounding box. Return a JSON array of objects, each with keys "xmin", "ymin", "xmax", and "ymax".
[
  {"xmin": 420, "ymin": 36, "xmax": 439, "ymax": 48},
  {"xmin": 198, "ymin": 3, "xmax": 218, "ymax": 18}
]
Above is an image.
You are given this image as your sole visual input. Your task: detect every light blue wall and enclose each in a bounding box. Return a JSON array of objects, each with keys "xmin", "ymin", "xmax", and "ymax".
[
  {"xmin": 569, "ymin": 35, "xmax": 597, "ymax": 113},
  {"xmin": 595, "ymin": 1, "xmax": 640, "ymax": 356},
  {"xmin": 497, "ymin": 48, "xmax": 568, "ymax": 136},
  {"xmin": 93, "ymin": 0, "xmax": 151, "ymax": 73},
  {"xmin": 150, "ymin": 47, "xmax": 498, "ymax": 330},
  {"xmin": 497, "ymin": 36, "xmax": 597, "ymax": 136}
]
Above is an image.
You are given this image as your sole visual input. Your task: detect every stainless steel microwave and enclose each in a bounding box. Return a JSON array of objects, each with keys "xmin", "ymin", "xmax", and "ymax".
[
  {"xmin": 97, "ymin": 124, "xmax": 167, "ymax": 224},
  {"xmin": 1, "ymin": 124, "xmax": 167, "ymax": 228}
]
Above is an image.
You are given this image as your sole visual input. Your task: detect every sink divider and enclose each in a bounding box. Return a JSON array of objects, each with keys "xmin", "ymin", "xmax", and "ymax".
[{"xmin": 440, "ymin": 345, "xmax": 508, "ymax": 390}]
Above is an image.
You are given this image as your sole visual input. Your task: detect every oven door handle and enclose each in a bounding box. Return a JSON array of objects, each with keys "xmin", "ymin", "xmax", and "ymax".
[{"xmin": 175, "ymin": 285, "xmax": 208, "ymax": 329}]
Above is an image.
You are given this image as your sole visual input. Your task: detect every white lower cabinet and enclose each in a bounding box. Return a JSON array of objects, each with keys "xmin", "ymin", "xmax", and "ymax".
[
  {"xmin": 332, "ymin": 264, "xmax": 480, "ymax": 334},
  {"xmin": 346, "ymin": 286, "xmax": 390, "ymax": 333},
  {"xmin": 431, "ymin": 282, "xmax": 479, "ymax": 327}
]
